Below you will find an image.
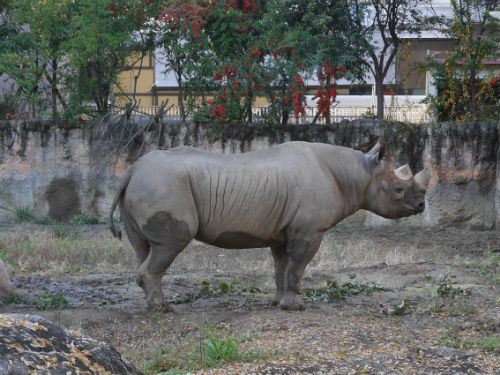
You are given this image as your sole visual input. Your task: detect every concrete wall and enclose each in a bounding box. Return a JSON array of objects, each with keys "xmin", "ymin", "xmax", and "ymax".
[{"xmin": 0, "ymin": 118, "xmax": 498, "ymax": 229}]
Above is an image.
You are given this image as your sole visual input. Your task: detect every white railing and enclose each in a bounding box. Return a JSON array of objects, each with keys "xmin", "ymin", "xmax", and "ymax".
[{"xmin": 114, "ymin": 104, "xmax": 429, "ymax": 124}]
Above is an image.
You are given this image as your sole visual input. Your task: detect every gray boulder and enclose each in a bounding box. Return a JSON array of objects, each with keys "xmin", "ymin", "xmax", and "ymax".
[{"xmin": 0, "ymin": 314, "xmax": 144, "ymax": 375}]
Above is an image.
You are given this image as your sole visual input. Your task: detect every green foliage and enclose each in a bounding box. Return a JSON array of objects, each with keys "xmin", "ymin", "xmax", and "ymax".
[
  {"xmin": 436, "ymin": 280, "xmax": 469, "ymax": 298},
  {"xmin": 196, "ymin": 321, "xmax": 249, "ymax": 367},
  {"xmin": 7, "ymin": 294, "xmax": 25, "ymax": 304},
  {"xmin": 479, "ymin": 251, "xmax": 500, "ymax": 283},
  {"xmin": 15, "ymin": 206, "xmax": 37, "ymax": 223},
  {"xmin": 0, "ymin": 0, "xmax": 11, "ymax": 9},
  {"xmin": 0, "ymin": 93, "xmax": 18, "ymax": 120},
  {"xmin": 425, "ymin": 0, "xmax": 500, "ymax": 122},
  {"xmin": 383, "ymin": 299, "xmax": 415, "ymax": 316},
  {"xmin": 0, "ymin": 0, "xmax": 152, "ymax": 121},
  {"xmin": 51, "ymin": 222, "xmax": 79, "ymax": 239},
  {"xmin": 349, "ymin": 0, "xmax": 436, "ymax": 119},
  {"xmin": 176, "ymin": 0, "xmax": 373, "ymax": 126},
  {"xmin": 438, "ymin": 327, "xmax": 500, "ymax": 353},
  {"xmin": 35, "ymin": 291, "xmax": 69, "ymax": 310},
  {"xmin": 169, "ymin": 279, "xmax": 261, "ymax": 304},
  {"xmin": 0, "ymin": 251, "xmax": 16, "ymax": 268},
  {"xmin": 141, "ymin": 321, "xmax": 263, "ymax": 373},
  {"xmin": 13, "ymin": 206, "xmax": 103, "ymax": 229},
  {"xmin": 69, "ymin": 211, "xmax": 102, "ymax": 225},
  {"xmin": 302, "ymin": 276, "xmax": 384, "ymax": 302}
]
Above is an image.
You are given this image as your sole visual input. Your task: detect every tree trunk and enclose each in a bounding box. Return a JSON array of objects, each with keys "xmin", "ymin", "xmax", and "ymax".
[
  {"xmin": 51, "ymin": 58, "xmax": 58, "ymax": 122},
  {"xmin": 245, "ymin": 95, "xmax": 253, "ymax": 123},
  {"xmin": 175, "ymin": 63, "xmax": 186, "ymax": 123},
  {"xmin": 326, "ymin": 75, "xmax": 331, "ymax": 125},
  {"xmin": 178, "ymin": 79, "xmax": 186, "ymax": 123},
  {"xmin": 375, "ymin": 76, "xmax": 384, "ymax": 120}
]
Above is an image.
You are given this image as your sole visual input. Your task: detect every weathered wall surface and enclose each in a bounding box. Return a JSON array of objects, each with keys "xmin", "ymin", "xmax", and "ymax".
[{"xmin": 0, "ymin": 119, "xmax": 498, "ymax": 229}]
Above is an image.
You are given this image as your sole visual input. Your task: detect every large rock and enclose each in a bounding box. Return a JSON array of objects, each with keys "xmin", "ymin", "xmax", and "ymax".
[
  {"xmin": 0, "ymin": 259, "xmax": 13, "ymax": 300},
  {"xmin": 0, "ymin": 314, "xmax": 144, "ymax": 375}
]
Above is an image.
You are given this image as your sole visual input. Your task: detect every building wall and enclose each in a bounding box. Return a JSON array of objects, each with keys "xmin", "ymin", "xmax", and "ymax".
[
  {"xmin": 396, "ymin": 39, "xmax": 456, "ymax": 94},
  {"xmin": 115, "ymin": 53, "xmax": 155, "ymax": 107}
]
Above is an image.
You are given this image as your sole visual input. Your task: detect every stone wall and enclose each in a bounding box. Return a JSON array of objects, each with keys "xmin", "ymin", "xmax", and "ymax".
[{"xmin": 0, "ymin": 118, "xmax": 498, "ymax": 229}]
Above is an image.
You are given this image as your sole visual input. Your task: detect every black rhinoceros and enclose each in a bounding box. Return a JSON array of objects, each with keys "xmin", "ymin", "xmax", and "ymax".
[{"xmin": 109, "ymin": 141, "xmax": 430, "ymax": 311}]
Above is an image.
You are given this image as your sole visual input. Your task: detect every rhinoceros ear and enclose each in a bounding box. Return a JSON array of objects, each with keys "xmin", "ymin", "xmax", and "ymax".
[
  {"xmin": 414, "ymin": 164, "xmax": 431, "ymax": 188},
  {"xmin": 394, "ymin": 164, "xmax": 413, "ymax": 180}
]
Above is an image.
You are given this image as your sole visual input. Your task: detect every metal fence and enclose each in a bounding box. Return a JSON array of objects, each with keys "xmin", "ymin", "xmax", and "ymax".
[{"xmin": 114, "ymin": 104, "xmax": 429, "ymax": 124}]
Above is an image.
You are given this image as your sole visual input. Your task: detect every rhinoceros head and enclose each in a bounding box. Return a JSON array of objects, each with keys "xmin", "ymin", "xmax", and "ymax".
[{"xmin": 363, "ymin": 143, "xmax": 430, "ymax": 219}]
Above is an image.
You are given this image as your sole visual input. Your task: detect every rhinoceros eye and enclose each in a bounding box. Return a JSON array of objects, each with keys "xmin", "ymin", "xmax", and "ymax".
[{"xmin": 394, "ymin": 185, "xmax": 405, "ymax": 195}]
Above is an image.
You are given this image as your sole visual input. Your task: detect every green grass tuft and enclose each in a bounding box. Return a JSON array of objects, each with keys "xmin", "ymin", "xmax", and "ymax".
[
  {"xmin": 35, "ymin": 291, "xmax": 69, "ymax": 310},
  {"xmin": 15, "ymin": 206, "xmax": 37, "ymax": 223}
]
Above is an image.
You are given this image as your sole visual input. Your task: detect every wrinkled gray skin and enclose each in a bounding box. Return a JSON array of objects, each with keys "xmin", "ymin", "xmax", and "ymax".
[{"xmin": 110, "ymin": 141, "xmax": 430, "ymax": 312}]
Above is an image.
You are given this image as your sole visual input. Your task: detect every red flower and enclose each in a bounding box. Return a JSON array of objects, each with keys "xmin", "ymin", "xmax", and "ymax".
[
  {"xmin": 488, "ymin": 74, "xmax": 500, "ymax": 87},
  {"xmin": 249, "ymin": 49, "xmax": 262, "ymax": 58},
  {"xmin": 211, "ymin": 104, "xmax": 226, "ymax": 119},
  {"xmin": 189, "ymin": 22, "xmax": 199, "ymax": 38}
]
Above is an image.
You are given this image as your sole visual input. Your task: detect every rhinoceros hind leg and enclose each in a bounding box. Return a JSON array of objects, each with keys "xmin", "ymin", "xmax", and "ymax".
[
  {"xmin": 279, "ymin": 233, "xmax": 322, "ymax": 311},
  {"xmin": 270, "ymin": 244, "xmax": 287, "ymax": 306},
  {"xmin": 137, "ymin": 243, "xmax": 188, "ymax": 312},
  {"xmin": 137, "ymin": 211, "xmax": 196, "ymax": 311}
]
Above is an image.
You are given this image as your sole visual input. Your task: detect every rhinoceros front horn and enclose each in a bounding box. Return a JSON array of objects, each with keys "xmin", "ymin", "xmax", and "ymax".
[
  {"xmin": 414, "ymin": 165, "xmax": 431, "ymax": 188},
  {"xmin": 394, "ymin": 164, "xmax": 413, "ymax": 180}
]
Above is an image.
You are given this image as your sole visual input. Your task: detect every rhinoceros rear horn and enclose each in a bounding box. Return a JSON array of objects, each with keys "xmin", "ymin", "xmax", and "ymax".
[
  {"xmin": 394, "ymin": 164, "xmax": 413, "ymax": 180},
  {"xmin": 414, "ymin": 165, "xmax": 431, "ymax": 188},
  {"xmin": 367, "ymin": 141, "xmax": 384, "ymax": 163}
]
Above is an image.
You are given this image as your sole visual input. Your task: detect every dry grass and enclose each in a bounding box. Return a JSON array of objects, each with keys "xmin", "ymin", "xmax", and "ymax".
[
  {"xmin": 0, "ymin": 223, "xmax": 484, "ymax": 279},
  {"xmin": 0, "ymin": 224, "xmax": 135, "ymax": 276}
]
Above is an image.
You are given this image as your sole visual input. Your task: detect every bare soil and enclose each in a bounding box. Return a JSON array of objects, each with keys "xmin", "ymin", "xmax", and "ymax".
[{"xmin": 2, "ymin": 223, "xmax": 500, "ymax": 374}]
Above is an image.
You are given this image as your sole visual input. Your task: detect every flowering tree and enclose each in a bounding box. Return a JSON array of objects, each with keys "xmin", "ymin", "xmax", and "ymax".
[
  {"xmin": 188, "ymin": 0, "xmax": 267, "ymax": 125},
  {"xmin": 312, "ymin": 64, "xmax": 345, "ymax": 124},
  {"xmin": 256, "ymin": 0, "xmax": 366, "ymax": 125}
]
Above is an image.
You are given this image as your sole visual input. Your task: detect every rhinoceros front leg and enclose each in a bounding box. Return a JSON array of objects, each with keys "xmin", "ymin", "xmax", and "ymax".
[
  {"xmin": 279, "ymin": 233, "xmax": 323, "ymax": 311},
  {"xmin": 270, "ymin": 244, "xmax": 288, "ymax": 305}
]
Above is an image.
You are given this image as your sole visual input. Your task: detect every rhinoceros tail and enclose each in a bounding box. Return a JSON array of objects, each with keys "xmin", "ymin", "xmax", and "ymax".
[{"xmin": 109, "ymin": 168, "xmax": 134, "ymax": 240}]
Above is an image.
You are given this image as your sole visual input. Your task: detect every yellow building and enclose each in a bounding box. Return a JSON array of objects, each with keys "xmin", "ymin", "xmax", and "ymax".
[
  {"xmin": 114, "ymin": 52, "xmax": 351, "ymax": 112},
  {"xmin": 115, "ymin": 53, "xmax": 181, "ymax": 109}
]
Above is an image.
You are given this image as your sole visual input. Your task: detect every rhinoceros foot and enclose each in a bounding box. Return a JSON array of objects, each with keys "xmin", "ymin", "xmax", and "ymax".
[
  {"xmin": 270, "ymin": 291, "xmax": 284, "ymax": 306},
  {"xmin": 279, "ymin": 294, "xmax": 305, "ymax": 311},
  {"xmin": 147, "ymin": 300, "xmax": 176, "ymax": 313}
]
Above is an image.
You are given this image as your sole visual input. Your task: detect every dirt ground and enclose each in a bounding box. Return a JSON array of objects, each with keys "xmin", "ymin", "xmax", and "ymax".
[{"xmin": 2, "ymin": 223, "xmax": 500, "ymax": 374}]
